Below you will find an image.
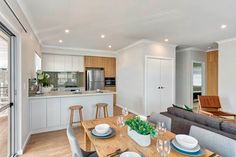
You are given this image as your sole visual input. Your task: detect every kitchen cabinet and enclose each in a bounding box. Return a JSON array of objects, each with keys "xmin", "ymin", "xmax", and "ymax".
[
  {"xmin": 46, "ymin": 98, "xmax": 61, "ymax": 128},
  {"xmin": 29, "ymin": 93, "xmax": 114, "ymax": 134},
  {"xmin": 30, "ymin": 99, "xmax": 47, "ymax": 131},
  {"xmin": 42, "ymin": 54, "xmax": 84, "ymax": 72},
  {"xmin": 42, "ymin": 54, "xmax": 55, "ymax": 71},
  {"xmin": 84, "ymin": 56, "xmax": 116, "ymax": 77}
]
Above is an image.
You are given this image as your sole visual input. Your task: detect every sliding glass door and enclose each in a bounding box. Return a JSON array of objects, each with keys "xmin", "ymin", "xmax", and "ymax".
[{"xmin": 0, "ymin": 23, "xmax": 15, "ymax": 157}]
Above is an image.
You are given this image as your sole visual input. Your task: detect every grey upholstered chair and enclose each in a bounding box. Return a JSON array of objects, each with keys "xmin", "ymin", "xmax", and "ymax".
[
  {"xmin": 67, "ymin": 126, "xmax": 98, "ymax": 157},
  {"xmin": 189, "ymin": 125, "xmax": 236, "ymax": 157},
  {"xmin": 148, "ymin": 112, "xmax": 172, "ymax": 131}
]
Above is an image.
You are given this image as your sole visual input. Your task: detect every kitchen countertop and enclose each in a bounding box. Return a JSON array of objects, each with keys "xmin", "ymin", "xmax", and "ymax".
[{"xmin": 29, "ymin": 90, "xmax": 116, "ymax": 99}]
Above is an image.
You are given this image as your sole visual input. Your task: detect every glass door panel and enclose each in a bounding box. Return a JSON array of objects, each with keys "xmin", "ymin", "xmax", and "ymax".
[{"xmin": 0, "ymin": 29, "xmax": 11, "ymax": 157}]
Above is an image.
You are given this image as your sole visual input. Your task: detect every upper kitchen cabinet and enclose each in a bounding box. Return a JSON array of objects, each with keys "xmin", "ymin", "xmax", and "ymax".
[
  {"xmin": 84, "ymin": 56, "xmax": 116, "ymax": 77},
  {"xmin": 42, "ymin": 54, "xmax": 55, "ymax": 71},
  {"xmin": 42, "ymin": 54, "xmax": 84, "ymax": 72}
]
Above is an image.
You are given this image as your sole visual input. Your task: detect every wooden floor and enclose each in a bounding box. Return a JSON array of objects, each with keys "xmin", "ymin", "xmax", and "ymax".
[
  {"xmin": 20, "ymin": 105, "xmax": 122, "ymax": 157},
  {"xmin": 0, "ymin": 116, "xmax": 8, "ymax": 157}
]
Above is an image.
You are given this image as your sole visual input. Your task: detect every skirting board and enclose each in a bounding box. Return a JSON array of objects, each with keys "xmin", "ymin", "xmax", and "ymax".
[
  {"xmin": 115, "ymin": 104, "xmax": 144, "ymax": 116},
  {"xmin": 17, "ymin": 133, "xmax": 31, "ymax": 155}
]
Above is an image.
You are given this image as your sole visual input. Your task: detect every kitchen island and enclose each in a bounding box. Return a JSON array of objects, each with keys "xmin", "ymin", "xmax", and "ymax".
[{"xmin": 29, "ymin": 90, "xmax": 115, "ymax": 134}]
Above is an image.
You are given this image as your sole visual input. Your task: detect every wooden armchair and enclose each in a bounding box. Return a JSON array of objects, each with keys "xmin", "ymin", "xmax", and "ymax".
[{"xmin": 198, "ymin": 96, "xmax": 236, "ymax": 119}]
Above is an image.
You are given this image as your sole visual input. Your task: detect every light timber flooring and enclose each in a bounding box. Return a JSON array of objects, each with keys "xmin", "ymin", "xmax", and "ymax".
[
  {"xmin": 20, "ymin": 105, "xmax": 122, "ymax": 157},
  {"xmin": 0, "ymin": 116, "xmax": 8, "ymax": 157}
]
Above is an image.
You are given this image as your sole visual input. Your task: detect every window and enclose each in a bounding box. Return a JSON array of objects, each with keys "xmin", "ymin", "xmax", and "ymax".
[{"xmin": 35, "ymin": 52, "xmax": 41, "ymax": 71}]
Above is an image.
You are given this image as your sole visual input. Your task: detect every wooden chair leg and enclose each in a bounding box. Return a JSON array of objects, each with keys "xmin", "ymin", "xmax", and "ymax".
[
  {"xmin": 79, "ymin": 108, "xmax": 83, "ymax": 123},
  {"xmin": 96, "ymin": 106, "xmax": 99, "ymax": 119},
  {"xmin": 70, "ymin": 109, "xmax": 74, "ymax": 127},
  {"xmin": 106, "ymin": 107, "xmax": 109, "ymax": 117},
  {"xmin": 103, "ymin": 106, "xmax": 106, "ymax": 118}
]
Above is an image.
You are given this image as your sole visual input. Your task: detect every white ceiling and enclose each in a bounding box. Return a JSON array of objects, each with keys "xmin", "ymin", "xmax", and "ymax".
[{"xmin": 18, "ymin": 0, "xmax": 236, "ymax": 51}]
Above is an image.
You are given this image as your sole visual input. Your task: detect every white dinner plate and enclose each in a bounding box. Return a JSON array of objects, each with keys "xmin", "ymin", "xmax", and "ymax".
[
  {"xmin": 120, "ymin": 152, "xmax": 141, "ymax": 157},
  {"xmin": 172, "ymin": 139, "xmax": 200, "ymax": 153}
]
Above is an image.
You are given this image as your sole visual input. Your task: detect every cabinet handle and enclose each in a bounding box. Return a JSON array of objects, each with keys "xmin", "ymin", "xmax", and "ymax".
[
  {"xmin": 161, "ymin": 86, "xmax": 165, "ymax": 89},
  {"xmin": 157, "ymin": 87, "xmax": 161, "ymax": 89}
]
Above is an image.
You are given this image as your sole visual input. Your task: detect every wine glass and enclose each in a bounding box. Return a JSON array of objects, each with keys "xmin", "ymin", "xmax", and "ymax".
[
  {"xmin": 157, "ymin": 122, "xmax": 167, "ymax": 135},
  {"xmin": 117, "ymin": 116, "xmax": 125, "ymax": 136},
  {"xmin": 122, "ymin": 107, "xmax": 129, "ymax": 116},
  {"xmin": 156, "ymin": 139, "xmax": 171, "ymax": 157}
]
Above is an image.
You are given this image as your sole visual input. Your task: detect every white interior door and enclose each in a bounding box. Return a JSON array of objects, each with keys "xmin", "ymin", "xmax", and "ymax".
[
  {"xmin": 160, "ymin": 59, "xmax": 173, "ymax": 112},
  {"xmin": 146, "ymin": 58, "xmax": 161, "ymax": 115}
]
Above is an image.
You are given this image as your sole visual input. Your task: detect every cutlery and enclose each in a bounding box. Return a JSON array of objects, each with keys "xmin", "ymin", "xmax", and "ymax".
[
  {"xmin": 209, "ymin": 153, "xmax": 216, "ymax": 157},
  {"xmin": 109, "ymin": 148, "xmax": 129, "ymax": 157},
  {"xmin": 106, "ymin": 149, "xmax": 121, "ymax": 157}
]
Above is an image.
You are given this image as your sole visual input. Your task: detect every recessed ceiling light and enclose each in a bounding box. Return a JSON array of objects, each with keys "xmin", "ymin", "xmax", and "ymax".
[
  {"xmin": 221, "ymin": 25, "xmax": 227, "ymax": 29},
  {"xmin": 108, "ymin": 45, "xmax": 112, "ymax": 48},
  {"xmin": 164, "ymin": 38, "xmax": 169, "ymax": 42},
  {"xmin": 65, "ymin": 29, "xmax": 70, "ymax": 33},
  {"xmin": 101, "ymin": 34, "xmax": 105, "ymax": 38},
  {"xmin": 59, "ymin": 40, "xmax": 63, "ymax": 43}
]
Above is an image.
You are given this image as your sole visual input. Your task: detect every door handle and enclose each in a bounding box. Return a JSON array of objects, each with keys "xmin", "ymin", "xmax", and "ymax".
[
  {"xmin": 157, "ymin": 86, "xmax": 161, "ymax": 89},
  {"xmin": 160, "ymin": 86, "xmax": 165, "ymax": 89}
]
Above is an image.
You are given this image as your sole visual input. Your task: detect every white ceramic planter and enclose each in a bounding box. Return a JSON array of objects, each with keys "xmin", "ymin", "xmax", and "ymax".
[
  {"xmin": 127, "ymin": 126, "xmax": 151, "ymax": 147},
  {"xmin": 42, "ymin": 86, "xmax": 52, "ymax": 93}
]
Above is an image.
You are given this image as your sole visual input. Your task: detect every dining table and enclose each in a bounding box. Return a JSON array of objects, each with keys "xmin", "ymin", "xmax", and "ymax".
[{"xmin": 81, "ymin": 115, "xmax": 216, "ymax": 157}]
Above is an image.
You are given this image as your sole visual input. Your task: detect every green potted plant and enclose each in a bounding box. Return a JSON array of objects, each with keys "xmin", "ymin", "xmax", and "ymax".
[
  {"xmin": 125, "ymin": 116, "xmax": 157, "ymax": 147},
  {"xmin": 36, "ymin": 70, "xmax": 52, "ymax": 93}
]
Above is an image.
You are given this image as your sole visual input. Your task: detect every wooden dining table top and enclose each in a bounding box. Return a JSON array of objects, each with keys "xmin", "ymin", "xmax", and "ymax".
[{"xmin": 81, "ymin": 115, "xmax": 214, "ymax": 157}]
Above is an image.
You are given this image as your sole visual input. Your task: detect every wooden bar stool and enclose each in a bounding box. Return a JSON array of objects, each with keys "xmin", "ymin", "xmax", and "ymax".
[
  {"xmin": 95, "ymin": 103, "xmax": 109, "ymax": 119},
  {"xmin": 69, "ymin": 105, "xmax": 83, "ymax": 127}
]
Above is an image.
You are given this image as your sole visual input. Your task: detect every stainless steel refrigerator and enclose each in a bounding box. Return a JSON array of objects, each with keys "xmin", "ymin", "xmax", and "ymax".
[{"xmin": 86, "ymin": 68, "xmax": 105, "ymax": 90}]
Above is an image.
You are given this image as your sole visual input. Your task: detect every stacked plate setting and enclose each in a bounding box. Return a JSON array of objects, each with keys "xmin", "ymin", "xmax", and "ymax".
[
  {"xmin": 91, "ymin": 124, "xmax": 114, "ymax": 138},
  {"xmin": 171, "ymin": 134, "xmax": 205, "ymax": 156}
]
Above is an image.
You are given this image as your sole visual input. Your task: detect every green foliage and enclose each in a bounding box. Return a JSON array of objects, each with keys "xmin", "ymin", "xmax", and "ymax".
[
  {"xmin": 125, "ymin": 116, "xmax": 157, "ymax": 138},
  {"xmin": 37, "ymin": 70, "xmax": 51, "ymax": 87}
]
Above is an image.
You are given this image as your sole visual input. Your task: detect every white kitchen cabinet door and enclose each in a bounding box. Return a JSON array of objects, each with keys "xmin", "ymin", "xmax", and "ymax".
[
  {"xmin": 160, "ymin": 59, "xmax": 174, "ymax": 112},
  {"xmin": 72, "ymin": 56, "xmax": 84, "ymax": 72},
  {"xmin": 64, "ymin": 56, "xmax": 73, "ymax": 71},
  {"xmin": 54, "ymin": 55, "xmax": 65, "ymax": 71},
  {"xmin": 30, "ymin": 99, "xmax": 47, "ymax": 131},
  {"xmin": 46, "ymin": 98, "xmax": 61, "ymax": 128},
  {"xmin": 42, "ymin": 54, "xmax": 55, "ymax": 71},
  {"xmin": 146, "ymin": 58, "xmax": 161, "ymax": 115}
]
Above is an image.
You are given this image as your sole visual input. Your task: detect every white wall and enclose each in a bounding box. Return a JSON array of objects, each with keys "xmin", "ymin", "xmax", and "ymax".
[
  {"xmin": 116, "ymin": 40, "xmax": 176, "ymax": 115},
  {"xmin": 0, "ymin": 0, "xmax": 41, "ymax": 154},
  {"xmin": 176, "ymin": 48, "xmax": 206, "ymax": 107},
  {"xmin": 218, "ymin": 39, "xmax": 236, "ymax": 113}
]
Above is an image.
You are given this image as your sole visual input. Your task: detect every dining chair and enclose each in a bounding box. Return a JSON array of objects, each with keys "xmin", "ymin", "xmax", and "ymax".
[
  {"xmin": 198, "ymin": 96, "xmax": 236, "ymax": 119},
  {"xmin": 189, "ymin": 125, "xmax": 236, "ymax": 157},
  {"xmin": 148, "ymin": 112, "xmax": 172, "ymax": 131},
  {"xmin": 67, "ymin": 126, "xmax": 98, "ymax": 157}
]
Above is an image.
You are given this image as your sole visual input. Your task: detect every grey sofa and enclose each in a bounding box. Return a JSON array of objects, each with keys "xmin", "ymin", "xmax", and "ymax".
[{"xmin": 161, "ymin": 107, "xmax": 236, "ymax": 140}]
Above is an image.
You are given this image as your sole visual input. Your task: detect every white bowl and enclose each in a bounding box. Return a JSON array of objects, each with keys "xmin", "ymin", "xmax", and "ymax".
[
  {"xmin": 175, "ymin": 134, "xmax": 198, "ymax": 149},
  {"xmin": 120, "ymin": 152, "xmax": 141, "ymax": 157},
  {"xmin": 95, "ymin": 124, "xmax": 110, "ymax": 134}
]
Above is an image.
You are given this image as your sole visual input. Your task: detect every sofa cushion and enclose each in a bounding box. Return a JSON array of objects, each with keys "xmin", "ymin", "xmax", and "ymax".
[
  {"xmin": 221, "ymin": 121, "xmax": 236, "ymax": 135},
  {"xmin": 193, "ymin": 113, "xmax": 222, "ymax": 130},
  {"xmin": 167, "ymin": 107, "xmax": 195, "ymax": 121}
]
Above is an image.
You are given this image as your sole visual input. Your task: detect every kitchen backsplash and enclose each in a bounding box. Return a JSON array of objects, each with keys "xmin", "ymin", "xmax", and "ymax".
[{"xmin": 44, "ymin": 72, "xmax": 85, "ymax": 88}]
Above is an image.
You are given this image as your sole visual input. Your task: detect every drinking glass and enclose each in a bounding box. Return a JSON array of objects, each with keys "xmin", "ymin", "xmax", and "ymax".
[
  {"xmin": 117, "ymin": 116, "xmax": 125, "ymax": 136},
  {"xmin": 156, "ymin": 139, "xmax": 171, "ymax": 157},
  {"xmin": 122, "ymin": 107, "xmax": 129, "ymax": 116},
  {"xmin": 157, "ymin": 122, "xmax": 167, "ymax": 135}
]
